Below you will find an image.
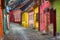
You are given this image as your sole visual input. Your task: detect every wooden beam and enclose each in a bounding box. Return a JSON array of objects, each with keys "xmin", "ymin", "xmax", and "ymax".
[{"xmin": 1, "ymin": 0, "xmax": 5, "ymax": 9}]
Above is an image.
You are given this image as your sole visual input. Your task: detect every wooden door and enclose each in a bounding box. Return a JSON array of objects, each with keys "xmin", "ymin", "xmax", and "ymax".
[{"xmin": 29, "ymin": 11, "xmax": 34, "ymax": 27}]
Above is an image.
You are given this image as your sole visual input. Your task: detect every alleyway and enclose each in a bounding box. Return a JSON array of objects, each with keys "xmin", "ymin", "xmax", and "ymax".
[{"xmin": 3, "ymin": 23, "xmax": 60, "ymax": 40}]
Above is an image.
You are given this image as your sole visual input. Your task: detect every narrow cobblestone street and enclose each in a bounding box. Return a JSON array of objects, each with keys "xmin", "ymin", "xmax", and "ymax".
[
  {"xmin": 3, "ymin": 23, "xmax": 60, "ymax": 40},
  {"xmin": 0, "ymin": 0, "xmax": 60, "ymax": 40}
]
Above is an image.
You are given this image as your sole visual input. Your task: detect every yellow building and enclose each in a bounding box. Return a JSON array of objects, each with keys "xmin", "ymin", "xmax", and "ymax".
[
  {"xmin": 33, "ymin": 5, "xmax": 39, "ymax": 30},
  {"xmin": 22, "ymin": 11, "xmax": 28, "ymax": 28}
]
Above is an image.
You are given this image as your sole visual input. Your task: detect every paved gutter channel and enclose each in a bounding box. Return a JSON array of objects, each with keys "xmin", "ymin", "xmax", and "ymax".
[{"xmin": 3, "ymin": 23, "xmax": 60, "ymax": 40}]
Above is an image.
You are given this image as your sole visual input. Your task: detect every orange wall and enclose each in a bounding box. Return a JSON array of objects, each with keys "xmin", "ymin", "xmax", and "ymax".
[{"xmin": 0, "ymin": 7, "xmax": 4, "ymax": 39}]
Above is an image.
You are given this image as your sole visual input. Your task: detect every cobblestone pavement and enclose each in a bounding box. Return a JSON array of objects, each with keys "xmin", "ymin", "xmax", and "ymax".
[{"xmin": 3, "ymin": 23, "xmax": 60, "ymax": 40}]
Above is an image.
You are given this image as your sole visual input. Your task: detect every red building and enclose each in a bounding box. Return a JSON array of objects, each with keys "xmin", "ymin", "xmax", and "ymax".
[{"xmin": 40, "ymin": 0, "xmax": 50, "ymax": 33}]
